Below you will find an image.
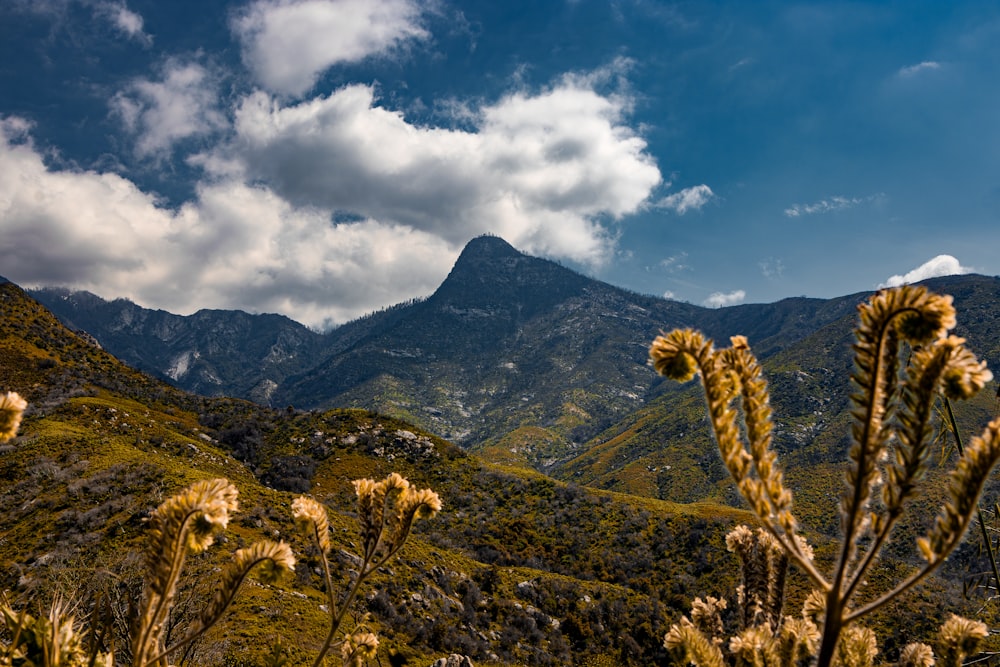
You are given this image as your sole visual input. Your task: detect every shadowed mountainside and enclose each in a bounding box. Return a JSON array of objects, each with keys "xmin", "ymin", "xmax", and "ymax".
[{"xmin": 28, "ymin": 238, "xmax": 1000, "ymax": 484}]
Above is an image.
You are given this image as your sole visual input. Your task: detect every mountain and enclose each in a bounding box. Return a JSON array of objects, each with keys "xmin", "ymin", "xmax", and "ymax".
[
  {"xmin": 28, "ymin": 237, "xmax": 1000, "ymax": 484},
  {"xmin": 5, "ymin": 272, "xmax": 1000, "ymax": 664},
  {"xmin": 2, "ymin": 278, "xmax": 762, "ymax": 665},
  {"xmin": 27, "ymin": 287, "xmax": 326, "ymax": 402},
  {"xmin": 560, "ymin": 273, "xmax": 1000, "ymax": 503}
]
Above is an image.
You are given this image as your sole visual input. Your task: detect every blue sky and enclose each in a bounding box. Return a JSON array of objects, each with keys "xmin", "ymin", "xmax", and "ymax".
[{"xmin": 1, "ymin": 0, "xmax": 998, "ymax": 328}]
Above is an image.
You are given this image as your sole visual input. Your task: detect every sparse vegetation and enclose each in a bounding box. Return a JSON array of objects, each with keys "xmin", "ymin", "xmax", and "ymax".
[
  {"xmin": 651, "ymin": 285, "xmax": 1000, "ymax": 665},
  {"xmin": 5, "ymin": 275, "xmax": 1000, "ymax": 665}
]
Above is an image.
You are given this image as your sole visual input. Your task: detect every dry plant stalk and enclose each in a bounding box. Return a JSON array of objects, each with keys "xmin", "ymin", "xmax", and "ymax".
[
  {"xmin": 131, "ymin": 478, "xmax": 295, "ymax": 667},
  {"xmin": 0, "ymin": 593, "xmax": 110, "ymax": 667},
  {"xmin": 1, "ymin": 386, "xmax": 439, "ymax": 667},
  {"xmin": 292, "ymin": 472, "xmax": 441, "ymax": 667},
  {"xmin": 650, "ymin": 285, "xmax": 1000, "ymax": 666}
]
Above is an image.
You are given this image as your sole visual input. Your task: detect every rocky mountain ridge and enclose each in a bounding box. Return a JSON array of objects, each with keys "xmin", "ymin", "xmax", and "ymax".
[{"xmin": 27, "ymin": 237, "xmax": 1000, "ymax": 484}]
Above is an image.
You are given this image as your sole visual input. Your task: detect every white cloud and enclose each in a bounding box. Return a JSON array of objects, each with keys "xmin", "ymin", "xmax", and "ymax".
[
  {"xmin": 879, "ymin": 255, "xmax": 971, "ymax": 288},
  {"xmin": 110, "ymin": 59, "xmax": 227, "ymax": 158},
  {"xmin": 3, "ymin": 61, "xmax": 662, "ymax": 328},
  {"xmin": 2, "ymin": 59, "xmax": 663, "ymax": 327},
  {"xmin": 659, "ymin": 252, "xmax": 689, "ymax": 273},
  {"xmin": 12, "ymin": 0, "xmax": 152, "ymax": 45},
  {"xmin": 784, "ymin": 193, "xmax": 884, "ymax": 217},
  {"xmin": 204, "ymin": 76, "xmax": 661, "ymax": 266},
  {"xmin": 703, "ymin": 290, "xmax": 746, "ymax": 308},
  {"xmin": 656, "ymin": 184, "xmax": 714, "ymax": 214},
  {"xmin": 662, "ymin": 290, "xmax": 675, "ymax": 300},
  {"xmin": 898, "ymin": 61, "xmax": 942, "ymax": 78},
  {"xmin": 232, "ymin": 0, "xmax": 430, "ymax": 97},
  {"xmin": 0, "ymin": 117, "xmax": 454, "ymax": 329},
  {"xmin": 95, "ymin": 1, "xmax": 152, "ymax": 45}
]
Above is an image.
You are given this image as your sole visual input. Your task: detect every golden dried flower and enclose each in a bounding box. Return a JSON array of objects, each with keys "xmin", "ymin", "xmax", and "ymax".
[
  {"xmin": 340, "ymin": 631, "xmax": 379, "ymax": 667},
  {"xmin": 354, "ymin": 478, "xmax": 382, "ymax": 558},
  {"xmin": 193, "ymin": 540, "xmax": 296, "ymax": 636},
  {"xmin": 649, "ymin": 329, "xmax": 707, "ymax": 382},
  {"xmin": 729, "ymin": 625, "xmax": 776, "ymax": 664},
  {"xmin": 689, "ymin": 596, "xmax": 727, "ymax": 641},
  {"xmin": 938, "ymin": 614, "xmax": 987, "ymax": 667},
  {"xmin": 836, "ymin": 625, "xmax": 878, "ymax": 667},
  {"xmin": 293, "ymin": 496, "xmax": 331, "ymax": 553},
  {"xmin": 802, "ymin": 589, "xmax": 826, "ymax": 621},
  {"xmin": 919, "ymin": 417, "xmax": 1000, "ymax": 563},
  {"xmin": 400, "ymin": 487, "xmax": 442, "ymax": 520},
  {"xmin": 664, "ymin": 618, "xmax": 725, "ymax": 667},
  {"xmin": 0, "ymin": 391, "xmax": 27, "ymax": 443},
  {"xmin": 935, "ymin": 336, "xmax": 993, "ymax": 400},
  {"xmin": 777, "ymin": 616, "xmax": 820, "ymax": 666},
  {"xmin": 888, "ymin": 289, "xmax": 955, "ymax": 344},
  {"xmin": 144, "ymin": 478, "xmax": 239, "ymax": 595},
  {"xmin": 898, "ymin": 642, "xmax": 935, "ymax": 667}
]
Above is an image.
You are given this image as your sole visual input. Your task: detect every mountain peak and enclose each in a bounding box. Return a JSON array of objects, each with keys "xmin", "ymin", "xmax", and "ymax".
[
  {"xmin": 420, "ymin": 235, "xmax": 597, "ymax": 332},
  {"xmin": 456, "ymin": 235, "xmax": 522, "ymax": 261}
]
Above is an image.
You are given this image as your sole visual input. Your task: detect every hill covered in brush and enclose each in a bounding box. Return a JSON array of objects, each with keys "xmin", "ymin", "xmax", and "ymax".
[
  {"xmin": 30, "ymin": 239, "xmax": 1000, "ymax": 497},
  {"xmin": 2, "ymin": 279, "xmax": 760, "ymax": 665}
]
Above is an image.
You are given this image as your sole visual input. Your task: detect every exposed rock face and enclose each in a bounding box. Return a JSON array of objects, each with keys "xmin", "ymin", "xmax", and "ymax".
[{"xmin": 431, "ymin": 655, "xmax": 474, "ymax": 667}]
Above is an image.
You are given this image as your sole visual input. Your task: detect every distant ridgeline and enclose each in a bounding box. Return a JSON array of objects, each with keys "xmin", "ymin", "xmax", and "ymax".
[
  {"xmin": 3, "ymin": 260, "xmax": 1000, "ymax": 664},
  {"xmin": 27, "ymin": 237, "xmax": 1000, "ymax": 500}
]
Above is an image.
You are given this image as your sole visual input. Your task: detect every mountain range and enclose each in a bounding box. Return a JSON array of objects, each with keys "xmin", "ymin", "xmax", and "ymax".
[
  {"xmin": 28, "ymin": 236, "xmax": 1000, "ymax": 491},
  {"xmin": 5, "ymin": 239, "xmax": 1000, "ymax": 664},
  {"xmin": 0, "ymin": 272, "xmax": 757, "ymax": 665}
]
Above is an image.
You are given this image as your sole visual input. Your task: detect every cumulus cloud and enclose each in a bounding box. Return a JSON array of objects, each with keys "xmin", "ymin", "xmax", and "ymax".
[
  {"xmin": 232, "ymin": 0, "xmax": 430, "ymax": 97},
  {"xmin": 3, "ymin": 59, "xmax": 663, "ymax": 328},
  {"xmin": 879, "ymin": 255, "xmax": 971, "ymax": 288},
  {"xmin": 656, "ymin": 184, "xmax": 714, "ymax": 214},
  {"xmin": 110, "ymin": 59, "xmax": 227, "ymax": 158},
  {"xmin": 0, "ymin": 117, "xmax": 454, "ymax": 329},
  {"xmin": 3, "ymin": 52, "xmax": 663, "ymax": 327},
  {"xmin": 703, "ymin": 289, "xmax": 746, "ymax": 308},
  {"xmin": 203, "ymin": 76, "xmax": 661, "ymax": 265}
]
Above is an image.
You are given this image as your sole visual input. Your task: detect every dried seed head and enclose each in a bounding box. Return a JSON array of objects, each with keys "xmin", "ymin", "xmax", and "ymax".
[
  {"xmin": 0, "ymin": 391, "xmax": 27, "ymax": 443},
  {"xmin": 341, "ymin": 631, "xmax": 379, "ymax": 667},
  {"xmin": 919, "ymin": 417, "xmax": 1000, "ymax": 563},
  {"xmin": 664, "ymin": 618, "xmax": 726, "ymax": 667},
  {"xmin": 935, "ymin": 336, "xmax": 993, "ymax": 400},
  {"xmin": 729, "ymin": 625, "xmax": 776, "ymax": 664},
  {"xmin": 689, "ymin": 596, "xmax": 727, "ymax": 642},
  {"xmin": 889, "ymin": 289, "xmax": 955, "ymax": 343},
  {"xmin": 292, "ymin": 496, "xmax": 331, "ymax": 553},
  {"xmin": 938, "ymin": 614, "xmax": 987, "ymax": 667},
  {"xmin": 649, "ymin": 329, "xmax": 706, "ymax": 382},
  {"xmin": 836, "ymin": 625, "xmax": 878, "ymax": 667},
  {"xmin": 400, "ymin": 487, "xmax": 442, "ymax": 521},
  {"xmin": 777, "ymin": 616, "xmax": 820, "ymax": 666},
  {"xmin": 144, "ymin": 478, "xmax": 239, "ymax": 595},
  {"xmin": 193, "ymin": 540, "xmax": 296, "ymax": 639},
  {"xmin": 802, "ymin": 589, "xmax": 826, "ymax": 622},
  {"xmin": 354, "ymin": 474, "xmax": 439, "ymax": 561},
  {"xmin": 898, "ymin": 643, "xmax": 935, "ymax": 667}
]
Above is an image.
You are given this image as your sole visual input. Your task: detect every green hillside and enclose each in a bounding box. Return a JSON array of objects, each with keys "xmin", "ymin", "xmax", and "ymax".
[{"xmin": 2, "ymin": 281, "xmax": 759, "ymax": 666}]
